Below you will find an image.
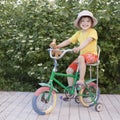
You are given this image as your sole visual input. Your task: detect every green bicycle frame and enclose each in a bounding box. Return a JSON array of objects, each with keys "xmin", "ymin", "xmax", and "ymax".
[
  {"xmin": 39, "ymin": 69, "xmax": 97, "ymax": 101},
  {"xmin": 39, "ymin": 69, "xmax": 79, "ymax": 101},
  {"xmin": 49, "ymin": 69, "xmax": 79, "ymax": 93},
  {"xmin": 39, "ymin": 56, "xmax": 97, "ymax": 101}
]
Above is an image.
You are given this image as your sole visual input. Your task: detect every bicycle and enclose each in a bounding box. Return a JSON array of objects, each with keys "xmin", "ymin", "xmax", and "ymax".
[{"xmin": 32, "ymin": 48, "xmax": 103, "ymax": 115}]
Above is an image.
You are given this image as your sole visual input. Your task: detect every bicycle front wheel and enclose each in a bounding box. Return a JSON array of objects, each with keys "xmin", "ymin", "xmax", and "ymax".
[
  {"xmin": 32, "ymin": 87, "xmax": 57, "ymax": 115},
  {"xmin": 79, "ymin": 82, "xmax": 100, "ymax": 107}
]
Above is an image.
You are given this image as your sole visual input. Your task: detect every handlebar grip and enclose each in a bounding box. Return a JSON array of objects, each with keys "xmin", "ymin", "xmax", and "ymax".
[{"xmin": 48, "ymin": 48, "xmax": 73, "ymax": 60}]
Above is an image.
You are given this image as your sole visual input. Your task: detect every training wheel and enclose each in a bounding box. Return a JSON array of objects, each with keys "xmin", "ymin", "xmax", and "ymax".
[
  {"xmin": 75, "ymin": 96, "xmax": 80, "ymax": 104},
  {"xmin": 95, "ymin": 103, "xmax": 103, "ymax": 112}
]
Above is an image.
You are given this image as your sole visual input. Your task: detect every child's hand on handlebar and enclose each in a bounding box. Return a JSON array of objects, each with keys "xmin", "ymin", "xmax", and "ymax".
[{"xmin": 73, "ymin": 47, "xmax": 80, "ymax": 53}]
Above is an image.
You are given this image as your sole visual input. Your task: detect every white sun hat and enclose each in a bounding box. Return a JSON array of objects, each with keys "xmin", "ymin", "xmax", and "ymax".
[{"xmin": 74, "ymin": 10, "xmax": 98, "ymax": 28}]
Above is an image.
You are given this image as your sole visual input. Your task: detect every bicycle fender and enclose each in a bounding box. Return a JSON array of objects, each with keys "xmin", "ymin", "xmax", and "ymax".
[{"xmin": 38, "ymin": 83, "xmax": 59, "ymax": 92}]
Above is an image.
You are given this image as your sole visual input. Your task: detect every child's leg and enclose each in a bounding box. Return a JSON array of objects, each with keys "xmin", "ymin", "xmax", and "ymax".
[
  {"xmin": 77, "ymin": 56, "xmax": 86, "ymax": 84},
  {"xmin": 66, "ymin": 67, "xmax": 74, "ymax": 86},
  {"xmin": 61, "ymin": 60, "xmax": 78, "ymax": 101},
  {"xmin": 61, "ymin": 61, "xmax": 77, "ymax": 101},
  {"xmin": 77, "ymin": 54, "xmax": 98, "ymax": 84},
  {"xmin": 66, "ymin": 59, "xmax": 78, "ymax": 86}
]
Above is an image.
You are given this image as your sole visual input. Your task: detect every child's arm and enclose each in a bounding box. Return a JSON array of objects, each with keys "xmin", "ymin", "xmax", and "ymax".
[
  {"xmin": 73, "ymin": 37, "xmax": 93, "ymax": 53},
  {"xmin": 56, "ymin": 39, "xmax": 71, "ymax": 49}
]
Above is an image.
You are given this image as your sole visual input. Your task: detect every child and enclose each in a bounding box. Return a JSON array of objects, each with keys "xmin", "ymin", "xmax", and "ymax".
[{"xmin": 56, "ymin": 10, "xmax": 98, "ymax": 99}]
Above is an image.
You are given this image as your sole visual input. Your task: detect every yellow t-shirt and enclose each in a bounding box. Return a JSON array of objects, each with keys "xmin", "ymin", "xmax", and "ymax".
[{"xmin": 70, "ymin": 28, "xmax": 98, "ymax": 55}]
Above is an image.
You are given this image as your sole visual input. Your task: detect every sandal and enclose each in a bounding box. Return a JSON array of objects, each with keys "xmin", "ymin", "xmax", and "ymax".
[{"xmin": 76, "ymin": 81, "xmax": 85, "ymax": 88}]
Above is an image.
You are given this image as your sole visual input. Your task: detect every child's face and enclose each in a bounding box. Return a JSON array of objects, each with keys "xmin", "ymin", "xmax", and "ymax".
[{"xmin": 79, "ymin": 17, "xmax": 93, "ymax": 31}]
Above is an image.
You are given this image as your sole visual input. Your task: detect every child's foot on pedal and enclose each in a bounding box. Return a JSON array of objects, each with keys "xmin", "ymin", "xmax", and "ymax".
[{"xmin": 76, "ymin": 80, "xmax": 85, "ymax": 87}]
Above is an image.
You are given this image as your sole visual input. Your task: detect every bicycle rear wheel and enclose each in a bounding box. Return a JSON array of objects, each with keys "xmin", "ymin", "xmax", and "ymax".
[
  {"xmin": 79, "ymin": 82, "xmax": 100, "ymax": 107},
  {"xmin": 32, "ymin": 87, "xmax": 57, "ymax": 115}
]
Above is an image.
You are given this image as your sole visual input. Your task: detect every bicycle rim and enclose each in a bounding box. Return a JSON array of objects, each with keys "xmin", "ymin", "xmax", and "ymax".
[
  {"xmin": 79, "ymin": 82, "xmax": 100, "ymax": 107},
  {"xmin": 32, "ymin": 87, "xmax": 57, "ymax": 115}
]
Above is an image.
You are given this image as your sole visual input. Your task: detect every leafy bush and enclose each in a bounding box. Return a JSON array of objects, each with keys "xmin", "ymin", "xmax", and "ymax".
[{"xmin": 0, "ymin": 0, "xmax": 119, "ymax": 93}]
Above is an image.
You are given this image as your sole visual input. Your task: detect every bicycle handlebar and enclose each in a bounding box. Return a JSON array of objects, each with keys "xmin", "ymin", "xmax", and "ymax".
[{"xmin": 48, "ymin": 48, "xmax": 73, "ymax": 60}]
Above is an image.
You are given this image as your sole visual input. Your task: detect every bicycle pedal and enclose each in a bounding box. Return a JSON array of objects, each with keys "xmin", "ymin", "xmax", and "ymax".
[{"xmin": 59, "ymin": 96, "xmax": 70, "ymax": 102}]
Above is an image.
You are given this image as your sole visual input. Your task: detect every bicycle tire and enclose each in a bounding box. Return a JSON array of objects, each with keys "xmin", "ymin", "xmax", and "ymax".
[
  {"xmin": 79, "ymin": 82, "xmax": 100, "ymax": 107},
  {"xmin": 32, "ymin": 87, "xmax": 57, "ymax": 115}
]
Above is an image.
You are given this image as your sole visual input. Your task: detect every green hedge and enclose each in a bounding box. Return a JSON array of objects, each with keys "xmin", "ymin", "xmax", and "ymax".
[{"xmin": 0, "ymin": 0, "xmax": 119, "ymax": 93}]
